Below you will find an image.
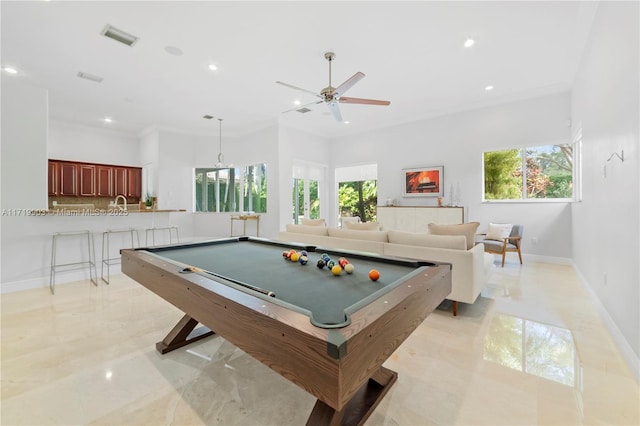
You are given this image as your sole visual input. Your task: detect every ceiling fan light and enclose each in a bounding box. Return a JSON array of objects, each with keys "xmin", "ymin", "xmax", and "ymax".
[{"xmin": 464, "ymin": 38, "xmax": 475, "ymax": 48}]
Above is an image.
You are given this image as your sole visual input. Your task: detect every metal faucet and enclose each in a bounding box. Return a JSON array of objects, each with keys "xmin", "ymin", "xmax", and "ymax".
[{"xmin": 115, "ymin": 195, "xmax": 127, "ymax": 211}]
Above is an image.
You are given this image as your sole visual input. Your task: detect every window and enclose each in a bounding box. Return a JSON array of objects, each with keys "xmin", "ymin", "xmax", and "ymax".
[
  {"xmin": 194, "ymin": 163, "xmax": 267, "ymax": 213},
  {"xmin": 243, "ymin": 164, "xmax": 267, "ymax": 213},
  {"xmin": 483, "ymin": 143, "xmax": 577, "ymax": 201},
  {"xmin": 335, "ymin": 164, "xmax": 378, "ymax": 222}
]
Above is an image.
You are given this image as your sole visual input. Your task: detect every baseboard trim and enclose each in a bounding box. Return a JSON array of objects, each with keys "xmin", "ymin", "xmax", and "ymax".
[{"xmin": 571, "ymin": 261, "xmax": 640, "ymax": 383}]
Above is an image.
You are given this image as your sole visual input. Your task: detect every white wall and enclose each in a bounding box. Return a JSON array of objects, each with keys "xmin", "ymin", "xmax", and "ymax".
[
  {"xmin": 1, "ymin": 77, "xmax": 48, "ymax": 210},
  {"xmin": 571, "ymin": 2, "xmax": 639, "ymax": 367},
  {"xmin": 277, "ymin": 125, "xmax": 333, "ymax": 228},
  {"xmin": 48, "ymin": 120, "xmax": 139, "ymax": 166},
  {"xmin": 333, "ymin": 92, "xmax": 573, "ymax": 258}
]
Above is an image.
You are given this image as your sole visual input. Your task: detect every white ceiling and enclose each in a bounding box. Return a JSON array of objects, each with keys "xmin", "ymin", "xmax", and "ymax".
[{"xmin": 1, "ymin": 1, "xmax": 598, "ymax": 138}]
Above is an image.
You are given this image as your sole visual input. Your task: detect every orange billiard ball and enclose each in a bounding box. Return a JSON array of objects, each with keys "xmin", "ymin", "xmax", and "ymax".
[{"xmin": 368, "ymin": 269, "xmax": 380, "ymax": 281}]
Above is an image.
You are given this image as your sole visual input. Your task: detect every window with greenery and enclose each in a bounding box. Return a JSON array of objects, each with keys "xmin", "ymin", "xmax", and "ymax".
[
  {"xmin": 338, "ymin": 180, "xmax": 377, "ymax": 222},
  {"xmin": 483, "ymin": 143, "xmax": 575, "ymax": 201},
  {"xmin": 293, "ymin": 178, "xmax": 320, "ymax": 223},
  {"xmin": 243, "ymin": 164, "xmax": 267, "ymax": 213},
  {"xmin": 195, "ymin": 163, "xmax": 267, "ymax": 213}
]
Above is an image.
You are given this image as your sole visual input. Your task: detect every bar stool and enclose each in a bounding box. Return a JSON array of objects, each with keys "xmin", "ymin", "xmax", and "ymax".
[
  {"xmin": 145, "ymin": 226, "xmax": 179, "ymax": 246},
  {"xmin": 50, "ymin": 230, "xmax": 97, "ymax": 295},
  {"xmin": 101, "ymin": 228, "xmax": 140, "ymax": 284}
]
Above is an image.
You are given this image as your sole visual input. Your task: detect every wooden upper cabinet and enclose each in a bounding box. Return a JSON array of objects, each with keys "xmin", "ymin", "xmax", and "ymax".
[
  {"xmin": 49, "ymin": 160, "xmax": 141, "ymax": 199},
  {"xmin": 96, "ymin": 166, "xmax": 113, "ymax": 197},
  {"xmin": 59, "ymin": 162, "xmax": 78, "ymax": 196},
  {"xmin": 113, "ymin": 167, "xmax": 128, "ymax": 197},
  {"xmin": 127, "ymin": 168, "xmax": 142, "ymax": 198},
  {"xmin": 79, "ymin": 164, "xmax": 96, "ymax": 196},
  {"xmin": 48, "ymin": 161, "xmax": 59, "ymax": 195}
]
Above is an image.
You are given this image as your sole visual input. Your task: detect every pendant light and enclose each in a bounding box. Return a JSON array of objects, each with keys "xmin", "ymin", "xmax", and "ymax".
[{"xmin": 215, "ymin": 118, "xmax": 231, "ymax": 168}]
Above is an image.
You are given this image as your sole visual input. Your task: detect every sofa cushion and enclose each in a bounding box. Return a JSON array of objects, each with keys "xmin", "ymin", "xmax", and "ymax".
[
  {"xmin": 300, "ymin": 218, "xmax": 326, "ymax": 226},
  {"xmin": 388, "ymin": 230, "xmax": 466, "ymax": 250},
  {"xmin": 485, "ymin": 223, "xmax": 513, "ymax": 240},
  {"xmin": 285, "ymin": 223, "xmax": 329, "ymax": 236},
  {"xmin": 428, "ymin": 222, "xmax": 480, "ymax": 250},
  {"xmin": 328, "ymin": 228, "xmax": 388, "ymax": 242},
  {"xmin": 344, "ymin": 221, "xmax": 380, "ymax": 231}
]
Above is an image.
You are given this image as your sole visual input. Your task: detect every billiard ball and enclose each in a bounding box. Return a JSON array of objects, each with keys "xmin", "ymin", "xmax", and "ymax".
[
  {"xmin": 291, "ymin": 253, "xmax": 300, "ymax": 262},
  {"xmin": 331, "ymin": 265, "xmax": 342, "ymax": 276},
  {"xmin": 321, "ymin": 253, "xmax": 329, "ymax": 260},
  {"xmin": 301, "ymin": 250, "xmax": 308, "ymax": 257},
  {"xmin": 344, "ymin": 263, "xmax": 355, "ymax": 274},
  {"xmin": 299, "ymin": 255, "xmax": 308, "ymax": 265},
  {"xmin": 282, "ymin": 251, "xmax": 290, "ymax": 259},
  {"xmin": 338, "ymin": 258, "xmax": 348, "ymax": 268},
  {"xmin": 316, "ymin": 259, "xmax": 325, "ymax": 269},
  {"xmin": 327, "ymin": 260, "xmax": 336, "ymax": 269},
  {"xmin": 368, "ymin": 269, "xmax": 380, "ymax": 281}
]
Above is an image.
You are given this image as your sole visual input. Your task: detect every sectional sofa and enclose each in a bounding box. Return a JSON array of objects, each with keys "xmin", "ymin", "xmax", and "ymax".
[{"xmin": 277, "ymin": 224, "xmax": 495, "ymax": 316}]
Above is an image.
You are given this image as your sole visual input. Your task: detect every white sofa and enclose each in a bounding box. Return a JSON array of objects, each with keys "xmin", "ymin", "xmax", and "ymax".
[{"xmin": 278, "ymin": 224, "xmax": 495, "ymax": 316}]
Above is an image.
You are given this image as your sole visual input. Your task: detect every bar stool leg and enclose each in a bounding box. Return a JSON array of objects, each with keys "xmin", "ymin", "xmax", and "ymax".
[
  {"xmin": 88, "ymin": 232, "xmax": 97, "ymax": 286},
  {"xmin": 50, "ymin": 234, "xmax": 57, "ymax": 295}
]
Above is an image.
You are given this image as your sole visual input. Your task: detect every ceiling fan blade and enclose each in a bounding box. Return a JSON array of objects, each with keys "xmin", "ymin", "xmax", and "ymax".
[
  {"xmin": 281, "ymin": 100, "xmax": 323, "ymax": 113},
  {"xmin": 331, "ymin": 72, "xmax": 365, "ymax": 97},
  {"xmin": 327, "ymin": 101, "xmax": 343, "ymax": 122},
  {"xmin": 339, "ymin": 96, "xmax": 391, "ymax": 106},
  {"xmin": 275, "ymin": 81, "xmax": 322, "ymax": 99}
]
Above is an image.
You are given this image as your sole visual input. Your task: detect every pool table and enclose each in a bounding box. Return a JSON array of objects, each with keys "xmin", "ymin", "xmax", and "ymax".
[{"xmin": 121, "ymin": 237, "xmax": 451, "ymax": 425}]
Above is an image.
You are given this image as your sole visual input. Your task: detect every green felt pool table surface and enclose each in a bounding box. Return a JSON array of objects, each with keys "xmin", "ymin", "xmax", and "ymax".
[{"xmin": 144, "ymin": 237, "xmax": 436, "ymax": 328}]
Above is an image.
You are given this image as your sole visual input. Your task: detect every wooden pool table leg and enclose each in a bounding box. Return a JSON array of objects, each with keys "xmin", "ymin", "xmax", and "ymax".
[
  {"xmin": 155, "ymin": 314, "xmax": 216, "ymax": 354},
  {"xmin": 306, "ymin": 366, "xmax": 398, "ymax": 426}
]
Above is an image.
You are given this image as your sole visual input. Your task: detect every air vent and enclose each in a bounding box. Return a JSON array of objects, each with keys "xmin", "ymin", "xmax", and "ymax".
[
  {"xmin": 77, "ymin": 72, "xmax": 103, "ymax": 83},
  {"xmin": 101, "ymin": 24, "xmax": 139, "ymax": 47},
  {"xmin": 202, "ymin": 115, "xmax": 214, "ymax": 120},
  {"xmin": 296, "ymin": 108, "xmax": 312, "ymax": 113}
]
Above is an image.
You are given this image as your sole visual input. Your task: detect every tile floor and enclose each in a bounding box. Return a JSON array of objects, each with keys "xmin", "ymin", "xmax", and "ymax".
[{"xmin": 1, "ymin": 259, "xmax": 638, "ymax": 425}]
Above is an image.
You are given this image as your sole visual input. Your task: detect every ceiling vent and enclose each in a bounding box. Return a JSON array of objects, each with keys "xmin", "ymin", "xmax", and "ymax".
[
  {"xmin": 77, "ymin": 71, "xmax": 103, "ymax": 83},
  {"xmin": 296, "ymin": 108, "xmax": 312, "ymax": 113},
  {"xmin": 202, "ymin": 115, "xmax": 214, "ymax": 120},
  {"xmin": 101, "ymin": 24, "xmax": 139, "ymax": 47}
]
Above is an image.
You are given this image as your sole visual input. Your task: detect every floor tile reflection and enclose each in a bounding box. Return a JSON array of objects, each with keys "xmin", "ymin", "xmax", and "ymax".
[{"xmin": 1, "ymin": 262, "xmax": 638, "ymax": 425}]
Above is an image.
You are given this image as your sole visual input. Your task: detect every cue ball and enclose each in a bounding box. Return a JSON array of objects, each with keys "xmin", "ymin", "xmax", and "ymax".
[
  {"xmin": 331, "ymin": 265, "xmax": 342, "ymax": 276},
  {"xmin": 368, "ymin": 269, "xmax": 380, "ymax": 281},
  {"xmin": 344, "ymin": 263, "xmax": 355, "ymax": 274}
]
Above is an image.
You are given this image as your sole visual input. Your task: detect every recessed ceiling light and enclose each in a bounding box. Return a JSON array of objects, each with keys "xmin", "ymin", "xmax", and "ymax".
[
  {"xmin": 344, "ymin": 121, "xmax": 350, "ymax": 124},
  {"xmin": 485, "ymin": 85, "xmax": 494, "ymax": 91},
  {"xmin": 2, "ymin": 67, "xmax": 18, "ymax": 74},
  {"xmin": 464, "ymin": 38, "xmax": 475, "ymax": 48},
  {"xmin": 104, "ymin": 117, "xmax": 113, "ymax": 123},
  {"xmin": 293, "ymin": 100, "xmax": 301, "ymax": 106},
  {"xmin": 208, "ymin": 64, "xmax": 218, "ymax": 71}
]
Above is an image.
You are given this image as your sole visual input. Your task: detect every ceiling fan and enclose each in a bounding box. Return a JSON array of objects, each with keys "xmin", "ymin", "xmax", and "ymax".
[{"xmin": 276, "ymin": 52, "xmax": 390, "ymax": 122}]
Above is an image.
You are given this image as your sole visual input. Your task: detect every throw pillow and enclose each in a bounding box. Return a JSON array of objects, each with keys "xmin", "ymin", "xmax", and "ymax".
[
  {"xmin": 485, "ymin": 223, "xmax": 513, "ymax": 241},
  {"xmin": 344, "ymin": 221, "xmax": 380, "ymax": 231},
  {"xmin": 300, "ymin": 218, "xmax": 326, "ymax": 226},
  {"xmin": 427, "ymin": 222, "xmax": 480, "ymax": 250}
]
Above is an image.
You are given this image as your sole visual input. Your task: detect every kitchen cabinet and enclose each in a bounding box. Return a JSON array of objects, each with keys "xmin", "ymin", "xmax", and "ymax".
[
  {"xmin": 114, "ymin": 167, "xmax": 128, "ymax": 197},
  {"xmin": 48, "ymin": 160, "xmax": 141, "ymax": 199},
  {"xmin": 96, "ymin": 166, "xmax": 113, "ymax": 197},
  {"xmin": 127, "ymin": 168, "xmax": 141, "ymax": 198},
  {"xmin": 59, "ymin": 162, "xmax": 78, "ymax": 196},
  {"xmin": 79, "ymin": 164, "xmax": 96, "ymax": 196},
  {"xmin": 48, "ymin": 161, "xmax": 59, "ymax": 195}
]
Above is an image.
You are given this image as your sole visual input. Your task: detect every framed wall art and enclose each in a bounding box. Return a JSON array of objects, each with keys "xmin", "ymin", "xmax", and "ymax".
[{"xmin": 402, "ymin": 166, "xmax": 444, "ymax": 197}]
